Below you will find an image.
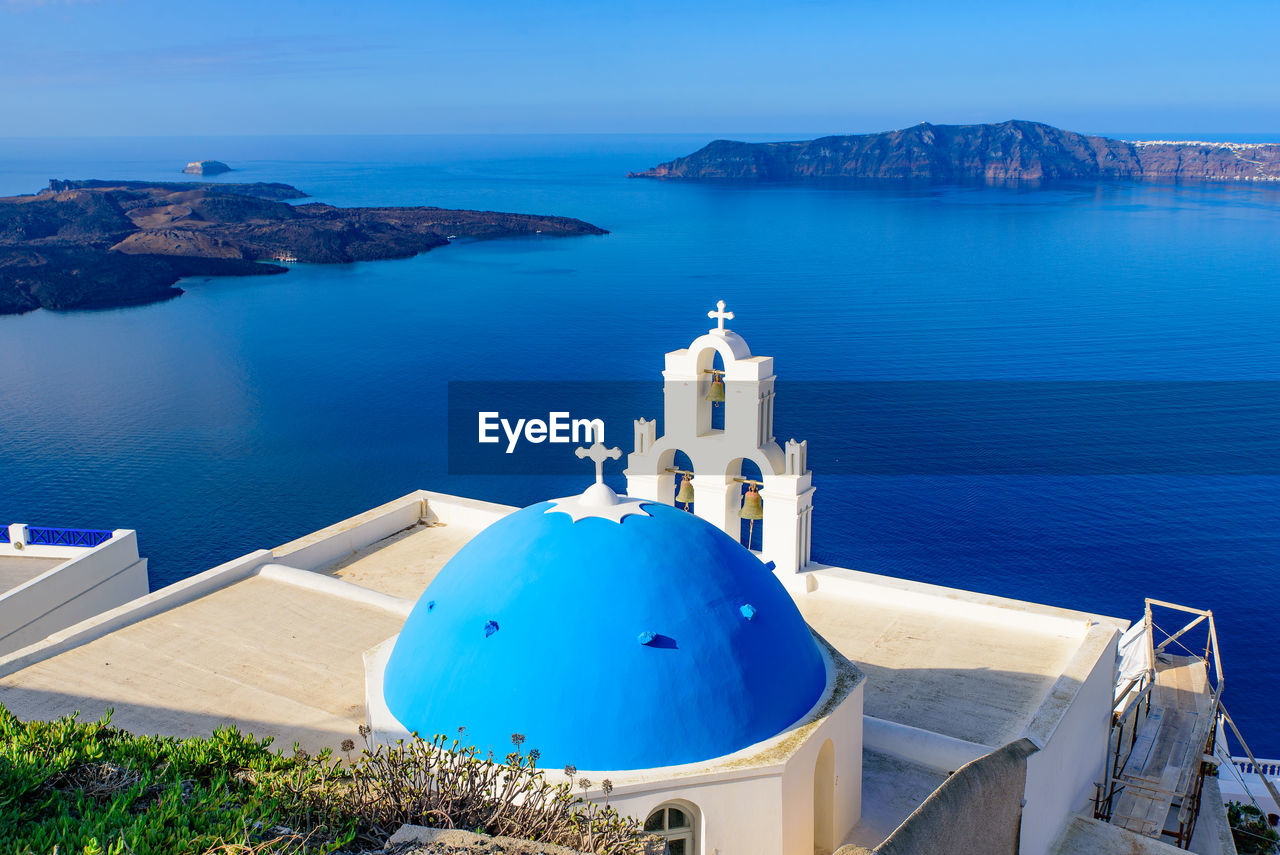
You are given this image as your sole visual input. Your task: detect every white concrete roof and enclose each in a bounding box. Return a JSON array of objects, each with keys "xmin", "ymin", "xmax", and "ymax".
[
  {"xmin": 320, "ymin": 522, "xmax": 476, "ymax": 600},
  {"xmin": 799, "ymin": 587, "xmax": 1082, "ymax": 747},
  {"xmin": 0, "ymin": 492, "xmax": 513, "ymax": 755},
  {"xmin": 798, "ymin": 563, "xmax": 1124, "ymax": 750},
  {"xmin": 797, "ymin": 563, "xmax": 1124, "ymax": 853},
  {"xmin": 0, "ymin": 573, "xmax": 405, "ymax": 754},
  {"xmin": 0, "ymin": 556, "xmax": 63, "ymax": 595}
]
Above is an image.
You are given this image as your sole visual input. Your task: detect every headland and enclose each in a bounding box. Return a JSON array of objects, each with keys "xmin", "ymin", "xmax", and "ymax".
[{"xmin": 629, "ymin": 120, "xmax": 1280, "ymax": 183}]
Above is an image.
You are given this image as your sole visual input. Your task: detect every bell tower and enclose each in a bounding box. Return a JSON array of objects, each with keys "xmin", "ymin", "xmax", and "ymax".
[{"xmin": 625, "ymin": 301, "xmax": 815, "ymax": 579}]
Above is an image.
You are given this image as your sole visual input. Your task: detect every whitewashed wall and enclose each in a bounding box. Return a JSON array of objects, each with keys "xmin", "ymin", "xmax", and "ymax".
[
  {"xmin": 1018, "ymin": 624, "xmax": 1120, "ymax": 855},
  {"xmin": 779, "ymin": 680, "xmax": 864, "ymax": 855},
  {"xmin": 609, "ymin": 774, "xmax": 786, "ymax": 855}
]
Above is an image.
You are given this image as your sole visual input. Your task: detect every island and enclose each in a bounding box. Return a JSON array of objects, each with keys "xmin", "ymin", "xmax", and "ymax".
[
  {"xmin": 0, "ymin": 180, "xmax": 606, "ymax": 314},
  {"xmin": 183, "ymin": 160, "xmax": 232, "ymax": 176},
  {"xmin": 629, "ymin": 120, "xmax": 1280, "ymax": 183}
]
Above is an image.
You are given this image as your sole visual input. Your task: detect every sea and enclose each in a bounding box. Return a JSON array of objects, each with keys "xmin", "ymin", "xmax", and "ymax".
[{"xmin": 1, "ymin": 133, "xmax": 1279, "ymax": 752}]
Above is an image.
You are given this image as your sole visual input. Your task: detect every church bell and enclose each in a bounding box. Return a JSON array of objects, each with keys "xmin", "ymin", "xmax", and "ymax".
[
  {"xmin": 675, "ymin": 473, "xmax": 695, "ymax": 510},
  {"xmin": 740, "ymin": 482, "xmax": 763, "ymax": 548},
  {"xmin": 705, "ymin": 372, "xmax": 725, "ymax": 406}
]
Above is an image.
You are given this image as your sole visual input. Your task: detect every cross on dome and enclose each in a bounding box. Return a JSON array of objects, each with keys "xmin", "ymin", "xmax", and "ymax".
[
  {"xmin": 708, "ymin": 299, "xmax": 734, "ymax": 332},
  {"xmin": 548, "ymin": 442, "xmax": 650, "ymax": 524},
  {"xmin": 576, "ymin": 441, "xmax": 621, "ymax": 484}
]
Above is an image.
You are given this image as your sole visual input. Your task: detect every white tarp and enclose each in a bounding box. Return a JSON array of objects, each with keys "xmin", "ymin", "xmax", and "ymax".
[{"xmin": 1114, "ymin": 619, "xmax": 1152, "ymax": 707}]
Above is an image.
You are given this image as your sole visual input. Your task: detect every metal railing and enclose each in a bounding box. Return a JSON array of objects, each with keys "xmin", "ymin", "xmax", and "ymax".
[{"xmin": 23, "ymin": 527, "xmax": 113, "ymax": 548}]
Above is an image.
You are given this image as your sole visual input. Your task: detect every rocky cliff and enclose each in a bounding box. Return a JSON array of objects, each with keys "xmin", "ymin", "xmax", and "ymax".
[
  {"xmin": 629, "ymin": 120, "xmax": 1280, "ymax": 183},
  {"xmin": 1, "ymin": 180, "xmax": 606, "ymax": 314}
]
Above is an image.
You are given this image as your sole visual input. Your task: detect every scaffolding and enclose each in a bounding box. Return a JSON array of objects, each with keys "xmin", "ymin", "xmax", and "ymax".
[{"xmin": 1095, "ymin": 599, "xmax": 1222, "ymax": 848}]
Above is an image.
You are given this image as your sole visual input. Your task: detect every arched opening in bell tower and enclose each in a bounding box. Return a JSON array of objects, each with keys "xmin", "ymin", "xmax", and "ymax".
[
  {"xmin": 694, "ymin": 346, "xmax": 727, "ymax": 436},
  {"xmin": 665, "ymin": 448, "xmax": 696, "ymax": 512},
  {"xmin": 727, "ymin": 458, "xmax": 766, "ymax": 552}
]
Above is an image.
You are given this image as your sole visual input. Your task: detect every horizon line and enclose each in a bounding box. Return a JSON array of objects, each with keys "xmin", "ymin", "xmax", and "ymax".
[{"xmin": 2, "ymin": 127, "xmax": 1280, "ymax": 143}]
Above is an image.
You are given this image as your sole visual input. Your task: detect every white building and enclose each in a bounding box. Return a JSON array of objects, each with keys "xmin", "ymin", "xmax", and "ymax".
[{"xmin": 0, "ymin": 305, "xmax": 1241, "ymax": 855}]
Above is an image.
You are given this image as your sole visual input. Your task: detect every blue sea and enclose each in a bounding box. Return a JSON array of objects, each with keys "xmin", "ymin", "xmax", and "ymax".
[{"xmin": 1, "ymin": 134, "xmax": 1279, "ymax": 751}]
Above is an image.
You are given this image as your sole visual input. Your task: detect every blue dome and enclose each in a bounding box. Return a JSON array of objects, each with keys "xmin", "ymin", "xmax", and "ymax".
[{"xmin": 382, "ymin": 499, "xmax": 827, "ymax": 771}]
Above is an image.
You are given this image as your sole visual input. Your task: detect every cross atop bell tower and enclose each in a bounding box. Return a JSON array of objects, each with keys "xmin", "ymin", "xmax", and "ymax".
[
  {"xmin": 624, "ymin": 303, "xmax": 815, "ymax": 582},
  {"xmin": 708, "ymin": 299, "xmax": 734, "ymax": 334}
]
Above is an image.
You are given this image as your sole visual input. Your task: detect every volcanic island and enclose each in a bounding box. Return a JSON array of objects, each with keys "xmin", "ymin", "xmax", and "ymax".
[{"xmin": 0, "ymin": 180, "xmax": 606, "ymax": 314}]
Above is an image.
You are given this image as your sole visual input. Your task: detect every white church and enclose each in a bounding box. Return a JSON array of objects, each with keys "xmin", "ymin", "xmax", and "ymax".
[{"xmin": 0, "ymin": 303, "xmax": 1244, "ymax": 855}]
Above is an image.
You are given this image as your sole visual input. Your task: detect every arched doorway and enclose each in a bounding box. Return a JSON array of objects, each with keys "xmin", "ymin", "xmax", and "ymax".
[
  {"xmin": 814, "ymin": 739, "xmax": 835, "ymax": 855},
  {"xmin": 644, "ymin": 801, "xmax": 698, "ymax": 855}
]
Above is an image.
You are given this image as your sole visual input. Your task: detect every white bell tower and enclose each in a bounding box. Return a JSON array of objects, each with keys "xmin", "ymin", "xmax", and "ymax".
[{"xmin": 625, "ymin": 301, "xmax": 815, "ymax": 579}]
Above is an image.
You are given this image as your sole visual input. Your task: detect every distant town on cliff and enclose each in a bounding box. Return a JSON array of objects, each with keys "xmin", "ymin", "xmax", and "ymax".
[{"xmin": 630, "ymin": 119, "xmax": 1280, "ymax": 182}]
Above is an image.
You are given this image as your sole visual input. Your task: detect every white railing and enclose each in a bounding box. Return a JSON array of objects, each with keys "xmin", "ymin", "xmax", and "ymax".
[{"xmin": 1234, "ymin": 758, "xmax": 1280, "ymax": 779}]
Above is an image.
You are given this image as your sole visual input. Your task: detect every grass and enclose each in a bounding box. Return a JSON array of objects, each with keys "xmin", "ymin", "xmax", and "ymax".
[{"xmin": 0, "ymin": 707, "xmax": 655, "ymax": 855}]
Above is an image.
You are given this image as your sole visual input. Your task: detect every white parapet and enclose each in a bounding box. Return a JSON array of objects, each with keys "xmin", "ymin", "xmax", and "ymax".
[{"xmin": 0, "ymin": 526, "xmax": 150, "ymax": 657}]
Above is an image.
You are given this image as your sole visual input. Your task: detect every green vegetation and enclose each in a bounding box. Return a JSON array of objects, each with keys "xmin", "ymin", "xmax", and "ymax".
[
  {"xmin": 1227, "ymin": 801, "xmax": 1280, "ymax": 855},
  {"xmin": 0, "ymin": 706, "xmax": 354, "ymax": 854},
  {"xmin": 0, "ymin": 708, "xmax": 653, "ymax": 855}
]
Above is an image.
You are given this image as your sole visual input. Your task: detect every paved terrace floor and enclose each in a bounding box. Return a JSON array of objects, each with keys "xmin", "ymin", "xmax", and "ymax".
[
  {"xmin": 321, "ymin": 522, "xmax": 475, "ymax": 600},
  {"xmin": 0, "ymin": 575, "xmax": 405, "ymax": 754},
  {"xmin": 0, "ymin": 556, "xmax": 63, "ymax": 595},
  {"xmin": 841, "ymin": 749, "xmax": 949, "ymax": 851},
  {"xmin": 798, "ymin": 589, "xmax": 1082, "ymax": 748}
]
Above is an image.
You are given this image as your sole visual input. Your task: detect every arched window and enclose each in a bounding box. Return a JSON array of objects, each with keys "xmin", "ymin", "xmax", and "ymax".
[{"xmin": 644, "ymin": 802, "xmax": 697, "ymax": 854}]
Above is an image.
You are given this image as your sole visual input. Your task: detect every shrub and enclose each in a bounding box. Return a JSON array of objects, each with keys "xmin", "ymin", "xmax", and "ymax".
[
  {"xmin": 334, "ymin": 731, "xmax": 648, "ymax": 853},
  {"xmin": 0, "ymin": 708, "xmax": 656, "ymax": 855},
  {"xmin": 1227, "ymin": 801, "xmax": 1280, "ymax": 855}
]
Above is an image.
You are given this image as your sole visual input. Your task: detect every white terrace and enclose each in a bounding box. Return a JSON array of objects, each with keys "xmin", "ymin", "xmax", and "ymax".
[
  {"xmin": 0, "ymin": 490, "xmax": 1127, "ymax": 855},
  {"xmin": 0, "ymin": 493, "xmax": 503, "ymax": 754}
]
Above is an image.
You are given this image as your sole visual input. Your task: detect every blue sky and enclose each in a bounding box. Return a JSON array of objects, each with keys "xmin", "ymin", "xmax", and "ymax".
[{"xmin": 2, "ymin": 0, "xmax": 1278, "ymax": 137}]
